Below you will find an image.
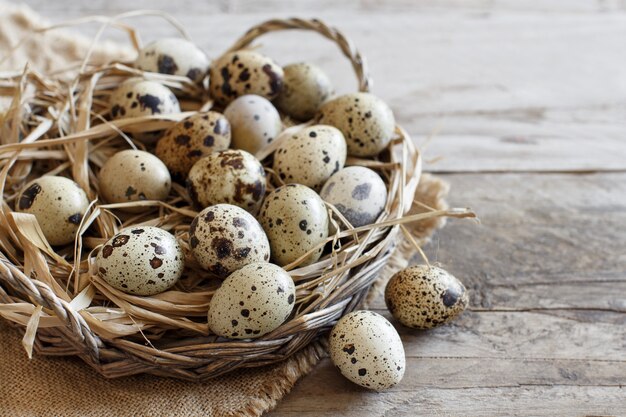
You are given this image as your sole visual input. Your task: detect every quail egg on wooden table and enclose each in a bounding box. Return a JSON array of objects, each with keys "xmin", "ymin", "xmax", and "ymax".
[
  {"xmin": 320, "ymin": 166, "xmax": 387, "ymax": 227},
  {"xmin": 98, "ymin": 149, "xmax": 171, "ymax": 212},
  {"xmin": 96, "ymin": 226, "xmax": 184, "ymax": 296},
  {"xmin": 273, "ymin": 125, "xmax": 346, "ymax": 190},
  {"xmin": 329, "ymin": 310, "xmax": 405, "ymax": 390},
  {"xmin": 189, "ymin": 204, "xmax": 270, "ymax": 278},
  {"xmin": 275, "ymin": 62, "xmax": 333, "ymax": 121},
  {"xmin": 317, "ymin": 92, "xmax": 395, "ymax": 157},
  {"xmin": 208, "ymin": 262, "xmax": 296, "ymax": 339},
  {"xmin": 224, "ymin": 94, "xmax": 282, "ymax": 154},
  {"xmin": 156, "ymin": 111, "xmax": 231, "ymax": 181},
  {"xmin": 135, "ymin": 38, "xmax": 209, "ymax": 83},
  {"xmin": 259, "ymin": 184, "xmax": 329, "ymax": 267},
  {"xmin": 108, "ymin": 78, "xmax": 181, "ymax": 143},
  {"xmin": 209, "ymin": 50, "xmax": 284, "ymax": 106},
  {"xmin": 15, "ymin": 176, "xmax": 90, "ymax": 246},
  {"xmin": 187, "ymin": 149, "xmax": 266, "ymax": 214},
  {"xmin": 385, "ymin": 265, "xmax": 469, "ymax": 329}
]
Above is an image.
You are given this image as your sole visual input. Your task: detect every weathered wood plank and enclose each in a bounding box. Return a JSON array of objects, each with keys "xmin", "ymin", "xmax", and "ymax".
[
  {"xmin": 271, "ymin": 384, "xmax": 626, "ymax": 416},
  {"xmin": 386, "ymin": 309, "xmax": 626, "ymax": 361},
  {"xmin": 13, "ymin": 3, "xmax": 626, "ymax": 172},
  {"xmin": 282, "ymin": 356, "xmax": 626, "ymax": 391},
  {"xmin": 417, "ymin": 135, "xmax": 626, "ymax": 173},
  {"xmin": 416, "ymin": 172, "xmax": 626, "ymax": 288}
]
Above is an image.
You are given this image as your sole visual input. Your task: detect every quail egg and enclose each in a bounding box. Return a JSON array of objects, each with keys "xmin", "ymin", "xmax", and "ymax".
[
  {"xmin": 329, "ymin": 310, "xmax": 405, "ymax": 391},
  {"xmin": 208, "ymin": 262, "xmax": 295, "ymax": 339},
  {"xmin": 109, "ymin": 78, "xmax": 181, "ymax": 144},
  {"xmin": 98, "ymin": 149, "xmax": 171, "ymax": 212},
  {"xmin": 135, "ymin": 38, "xmax": 209, "ymax": 83},
  {"xmin": 187, "ymin": 149, "xmax": 266, "ymax": 213},
  {"xmin": 317, "ymin": 92, "xmax": 395, "ymax": 157},
  {"xmin": 320, "ymin": 166, "xmax": 387, "ymax": 227},
  {"xmin": 209, "ymin": 50, "xmax": 284, "ymax": 106},
  {"xmin": 273, "ymin": 125, "xmax": 346, "ymax": 190},
  {"xmin": 385, "ymin": 265, "xmax": 469, "ymax": 329},
  {"xmin": 109, "ymin": 78, "xmax": 180, "ymax": 120},
  {"xmin": 259, "ymin": 184, "xmax": 329, "ymax": 267},
  {"xmin": 96, "ymin": 226, "xmax": 184, "ymax": 296},
  {"xmin": 155, "ymin": 111, "xmax": 231, "ymax": 181},
  {"xmin": 275, "ymin": 62, "xmax": 333, "ymax": 121},
  {"xmin": 224, "ymin": 94, "xmax": 282, "ymax": 154},
  {"xmin": 189, "ymin": 204, "xmax": 270, "ymax": 278},
  {"xmin": 16, "ymin": 176, "xmax": 89, "ymax": 246}
]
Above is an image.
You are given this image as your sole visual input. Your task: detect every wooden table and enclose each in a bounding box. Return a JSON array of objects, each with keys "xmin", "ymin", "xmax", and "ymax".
[{"xmin": 20, "ymin": 1, "xmax": 626, "ymax": 415}]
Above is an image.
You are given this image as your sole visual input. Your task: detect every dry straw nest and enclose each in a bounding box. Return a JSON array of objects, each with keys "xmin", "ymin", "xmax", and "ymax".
[{"xmin": 0, "ymin": 16, "xmax": 473, "ymax": 380}]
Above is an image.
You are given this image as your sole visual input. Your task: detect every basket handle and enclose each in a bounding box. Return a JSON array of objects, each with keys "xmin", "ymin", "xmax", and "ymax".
[{"xmin": 224, "ymin": 18, "xmax": 372, "ymax": 93}]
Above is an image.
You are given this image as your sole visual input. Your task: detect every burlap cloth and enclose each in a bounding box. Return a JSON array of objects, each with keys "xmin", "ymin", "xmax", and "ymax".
[{"xmin": 0, "ymin": 4, "xmax": 449, "ymax": 416}]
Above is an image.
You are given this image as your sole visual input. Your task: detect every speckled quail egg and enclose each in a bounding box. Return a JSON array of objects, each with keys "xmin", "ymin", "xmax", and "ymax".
[
  {"xmin": 320, "ymin": 166, "xmax": 387, "ymax": 227},
  {"xmin": 16, "ymin": 176, "xmax": 89, "ymax": 246},
  {"xmin": 96, "ymin": 226, "xmax": 184, "ymax": 296},
  {"xmin": 317, "ymin": 92, "xmax": 395, "ymax": 157},
  {"xmin": 187, "ymin": 149, "xmax": 266, "ymax": 213},
  {"xmin": 208, "ymin": 262, "xmax": 295, "ymax": 339},
  {"xmin": 259, "ymin": 184, "xmax": 329, "ymax": 267},
  {"xmin": 98, "ymin": 149, "xmax": 171, "ymax": 212},
  {"xmin": 209, "ymin": 50, "xmax": 284, "ymax": 106},
  {"xmin": 275, "ymin": 63, "xmax": 333, "ymax": 121},
  {"xmin": 224, "ymin": 94, "xmax": 282, "ymax": 154},
  {"xmin": 135, "ymin": 38, "xmax": 209, "ymax": 83},
  {"xmin": 385, "ymin": 265, "xmax": 469, "ymax": 329},
  {"xmin": 109, "ymin": 78, "xmax": 180, "ymax": 120},
  {"xmin": 273, "ymin": 125, "xmax": 346, "ymax": 190},
  {"xmin": 155, "ymin": 112, "xmax": 231, "ymax": 181},
  {"xmin": 329, "ymin": 310, "xmax": 405, "ymax": 391},
  {"xmin": 189, "ymin": 204, "xmax": 270, "ymax": 278}
]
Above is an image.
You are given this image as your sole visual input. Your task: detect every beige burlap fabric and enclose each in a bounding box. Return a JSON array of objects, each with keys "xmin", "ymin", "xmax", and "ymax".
[{"xmin": 0, "ymin": 4, "xmax": 448, "ymax": 416}]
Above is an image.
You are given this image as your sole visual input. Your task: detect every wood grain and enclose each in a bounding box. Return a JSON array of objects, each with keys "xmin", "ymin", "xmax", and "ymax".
[{"xmin": 9, "ymin": 1, "xmax": 626, "ymax": 416}]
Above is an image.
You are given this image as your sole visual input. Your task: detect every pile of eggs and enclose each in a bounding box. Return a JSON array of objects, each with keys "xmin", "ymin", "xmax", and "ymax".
[{"xmin": 13, "ymin": 37, "xmax": 469, "ymax": 390}]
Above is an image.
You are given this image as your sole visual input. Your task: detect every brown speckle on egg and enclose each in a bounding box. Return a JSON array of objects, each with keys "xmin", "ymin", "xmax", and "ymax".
[{"xmin": 18, "ymin": 182, "xmax": 41, "ymax": 210}]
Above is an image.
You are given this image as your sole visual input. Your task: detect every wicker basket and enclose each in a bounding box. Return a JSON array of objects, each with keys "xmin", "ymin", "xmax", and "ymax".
[{"xmin": 0, "ymin": 17, "xmax": 466, "ymax": 381}]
